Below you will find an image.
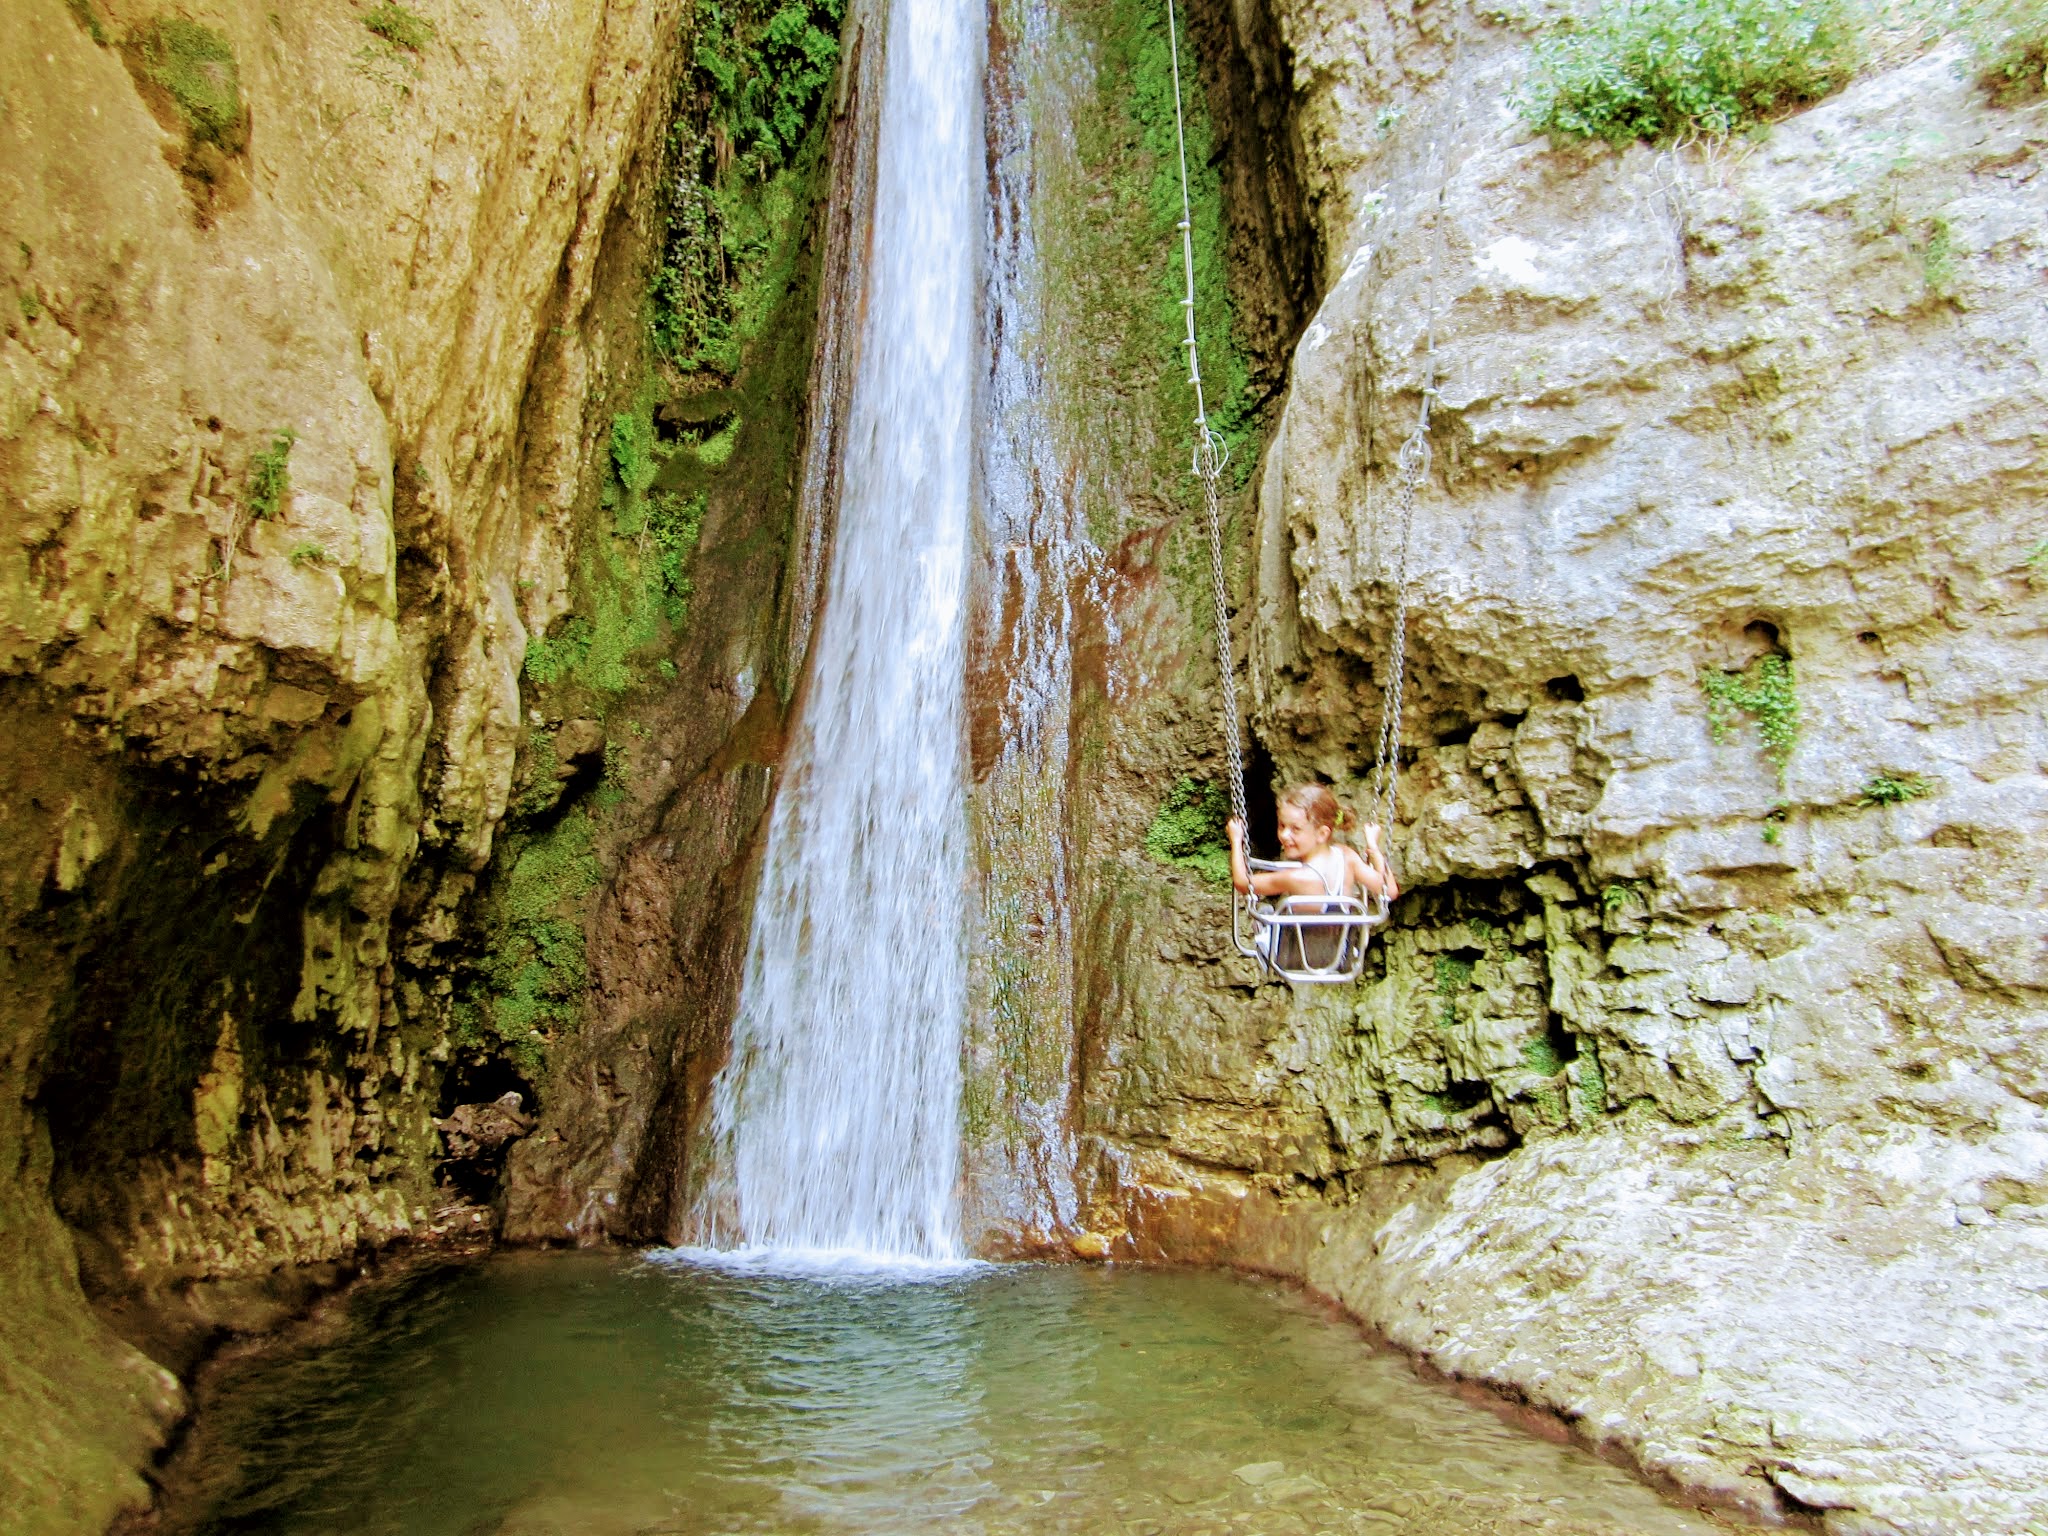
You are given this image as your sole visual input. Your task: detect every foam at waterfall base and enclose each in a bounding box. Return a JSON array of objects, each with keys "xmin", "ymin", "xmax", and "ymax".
[{"xmin": 649, "ymin": 1243, "xmax": 990, "ymax": 1284}]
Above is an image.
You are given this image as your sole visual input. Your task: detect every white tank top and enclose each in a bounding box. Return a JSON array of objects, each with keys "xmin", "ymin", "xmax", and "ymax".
[{"xmin": 1303, "ymin": 846, "xmax": 1352, "ymax": 897}]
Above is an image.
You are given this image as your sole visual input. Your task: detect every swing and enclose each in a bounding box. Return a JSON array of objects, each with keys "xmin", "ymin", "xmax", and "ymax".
[{"xmin": 1161, "ymin": 0, "xmax": 1435, "ymax": 986}]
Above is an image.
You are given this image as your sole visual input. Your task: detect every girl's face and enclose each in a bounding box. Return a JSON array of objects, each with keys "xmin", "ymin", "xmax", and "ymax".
[{"xmin": 1277, "ymin": 802, "xmax": 1333, "ymax": 861}]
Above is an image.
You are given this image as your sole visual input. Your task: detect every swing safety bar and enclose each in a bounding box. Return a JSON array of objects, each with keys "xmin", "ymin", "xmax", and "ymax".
[{"xmin": 1232, "ymin": 859, "xmax": 1390, "ymax": 986}]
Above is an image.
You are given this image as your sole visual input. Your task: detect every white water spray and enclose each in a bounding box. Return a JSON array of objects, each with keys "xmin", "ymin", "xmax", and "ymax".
[{"xmin": 698, "ymin": 0, "xmax": 985, "ymax": 1263}]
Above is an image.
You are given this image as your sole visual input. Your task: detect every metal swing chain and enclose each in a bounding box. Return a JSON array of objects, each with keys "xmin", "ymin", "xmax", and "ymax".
[{"xmin": 1165, "ymin": 0, "xmax": 1248, "ymax": 838}]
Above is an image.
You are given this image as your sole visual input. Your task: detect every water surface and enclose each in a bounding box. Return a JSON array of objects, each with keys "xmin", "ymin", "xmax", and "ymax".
[{"xmin": 162, "ymin": 1252, "xmax": 1728, "ymax": 1536}]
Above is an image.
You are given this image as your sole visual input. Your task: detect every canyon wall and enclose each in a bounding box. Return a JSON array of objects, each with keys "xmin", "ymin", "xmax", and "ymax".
[
  {"xmin": 1073, "ymin": 4, "xmax": 2048, "ymax": 1532},
  {"xmin": 0, "ymin": 0, "xmax": 746, "ymax": 1523}
]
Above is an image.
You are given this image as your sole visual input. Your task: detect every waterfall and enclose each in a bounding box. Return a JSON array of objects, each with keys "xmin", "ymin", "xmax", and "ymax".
[{"xmin": 696, "ymin": 0, "xmax": 985, "ymax": 1263}]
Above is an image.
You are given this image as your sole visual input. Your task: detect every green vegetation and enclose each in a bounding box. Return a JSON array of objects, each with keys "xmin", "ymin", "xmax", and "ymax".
[
  {"xmin": 1954, "ymin": 0, "xmax": 2048, "ymax": 100},
  {"xmin": 287, "ymin": 541, "xmax": 329, "ymax": 567},
  {"xmin": 1761, "ymin": 800, "xmax": 1790, "ymax": 845},
  {"xmin": 524, "ymin": 389, "xmax": 708, "ymax": 694},
  {"xmin": 1143, "ymin": 777, "xmax": 1232, "ymax": 885},
  {"xmin": 1041, "ymin": 0, "xmax": 1254, "ymax": 551},
  {"xmin": 246, "ymin": 428, "xmax": 296, "ymax": 520},
  {"xmin": 1434, "ymin": 953, "xmax": 1476, "ymax": 1030},
  {"xmin": 1702, "ymin": 651, "xmax": 1799, "ymax": 783},
  {"xmin": 1920, "ymin": 214, "xmax": 1957, "ymax": 296},
  {"xmin": 652, "ymin": 0, "xmax": 845, "ymax": 373},
  {"xmin": 65, "ymin": 0, "xmax": 109, "ymax": 45},
  {"xmin": 1860, "ymin": 771, "xmax": 1935, "ymax": 805},
  {"xmin": 18, "ymin": 292, "xmax": 41, "ymax": 323},
  {"xmin": 128, "ymin": 18, "xmax": 246, "ymax": 150},
  {"xmin": 1516, "ymin": 0, "xmax": 1862, "ymax": 143},
  {"xmin": 1569, "ymin": 1050, "xmax": 1609, "ymax": 1117},
  {"xmin": 514, "ymin": 735, "xmax": 561, "ymax": 820},
  {"xmin": 1601, "ymin": 879, "xmax": 1644, "ymax": 912},
  {"xmin": 1520, "ymin": 1036, "xmax": 1568, "ymax": 1076},
  {"xmin": 361, "ymin": 2, "xmax": 435, "ymax": 51},
  {"xmin": 460, "ymin": 810, "xmax": 601, "ymax": 1073}
]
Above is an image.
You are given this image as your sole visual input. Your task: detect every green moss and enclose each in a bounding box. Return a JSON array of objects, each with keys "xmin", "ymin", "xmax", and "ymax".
[
  {"xmin": 1516, "ymin": 0, "xmax": 1862, "ymax": 144},
  {"xmin": 1143, "ymin": 777, "xmax": 1231, "ymax": 885},
  {"xmin": 246, "ymin": 428, "xmax": 296, "ymax": 520},
  {"xmin": 1520, "ymin": 1037, "xmax": 1567, "ymax": 1077},
  {"xmin": 1040, "ymin": 0, "xmax": 1253, "ymax": 553},
  {"xmin": 1569, "ymin": 1050, "xmax": 1609, "ymax": 1117},
  {"xmin": 1921, "ymin": 214, "xmax": 1958, "ymax": 297},
  {"xmin": 128, "ymin": 18, "xmax": 245, "ymax": 150},
  {"xmin": 361, "ymin": 2, "xmax": 435, "ymax": 51},
  {"xmin": 514, "ymin": 735, "xmax": 560, "ymax": 819},
  {"xmin": 648, "ymin": 489, "xmax": 706, "ymax": 626},
  {"xmin": 1702, "ymin": 651, "xmax": 1799, "ymax": 784},
  {"xmin": 524, "ymin": 399, "xmax": 706, "ymax": 694},
  {"xmin": 1434, "ymin": 954, "xmax": 1475, "ymax": 1030},
  {"xmin": 18, "ymin": 291, "xmax": 42, "ymax": 323},
  {"xmin": 286, "ymin": 541, "xmax": 328, "ymax": 567},
  {"xmin": 463, "ymin": 809, "xmax": 601, "ymax": 1073}
]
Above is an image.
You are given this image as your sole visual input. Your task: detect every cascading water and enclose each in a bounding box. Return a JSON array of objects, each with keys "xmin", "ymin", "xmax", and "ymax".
[{"xmin": 695, "ymin": 0, "xmax": 985, "ymax": 1263}]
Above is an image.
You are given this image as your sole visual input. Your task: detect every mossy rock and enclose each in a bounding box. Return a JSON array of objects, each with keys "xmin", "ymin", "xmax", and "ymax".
[{"xmin": 125, "ymin": 18, "xmax": 246, "ymax": 153}]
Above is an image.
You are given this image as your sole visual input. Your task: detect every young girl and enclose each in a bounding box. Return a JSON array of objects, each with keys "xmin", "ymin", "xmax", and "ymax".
[{"xmin": 1226, "ymin": 783, "xmax": 1397, "ymax": 905}]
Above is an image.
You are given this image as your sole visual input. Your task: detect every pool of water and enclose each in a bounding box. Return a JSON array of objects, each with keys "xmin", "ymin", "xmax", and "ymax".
[{"xmin": 156, "ymin": 1251, "xmax": 1728, "ymax": 1536}]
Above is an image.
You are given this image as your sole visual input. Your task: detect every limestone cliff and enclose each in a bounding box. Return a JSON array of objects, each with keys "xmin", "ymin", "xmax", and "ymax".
[
  {"xmin": 0, "ymin": 0, "xmax": 685, "ymax": 1523},
  {"xmin": 1073, "ymin": 4, "xmax": 2048, "ymax": 1531}
]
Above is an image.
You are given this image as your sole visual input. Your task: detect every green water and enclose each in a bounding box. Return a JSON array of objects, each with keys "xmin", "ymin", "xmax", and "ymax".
[{"xmin": 158, "ymin": 1251, "xmax": 1728, "ymax": 1536}]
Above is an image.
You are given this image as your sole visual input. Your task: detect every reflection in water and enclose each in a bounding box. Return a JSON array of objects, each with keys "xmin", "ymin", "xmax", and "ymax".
[{"xmin": 159, "ymin": 1253, "xmax": 1731, "ymax": 1536}]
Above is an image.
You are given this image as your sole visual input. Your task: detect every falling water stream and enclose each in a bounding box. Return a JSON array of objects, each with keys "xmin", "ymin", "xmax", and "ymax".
[{"xmin": 692, "ymin": 0, "xmax": 986, "ymax": 1262}]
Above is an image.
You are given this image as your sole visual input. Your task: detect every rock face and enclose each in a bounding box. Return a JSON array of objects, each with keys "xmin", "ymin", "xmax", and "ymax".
[
  {"xmin": 0, "ymin": 0, "xmax": 681, "ymax": 1524},
  {"xmin": 1074, "ymin": 6, "xmax": 2048, "ymax": 1532}
]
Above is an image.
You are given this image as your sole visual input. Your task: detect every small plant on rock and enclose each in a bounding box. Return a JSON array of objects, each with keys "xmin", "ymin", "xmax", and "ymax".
[
  {"xmin": 1601, "ymin": 879, "xmax": 1644, "ymax": 913},
  {"xmin": 1920, "ymin": 214, "xmax": 1958, "ymax": 297},
  {"xmin": 127, "ymin": 18, "xmax": 246, "ymax": 152},
  {"xmin": 287, "ymin": 541, "xmax": 329, "ymax": 567},
  {"xmin": 247, "ymin": 428, "xmax": 297, "ymax": 519},
  {"xmin": 1702, "ymin": 651, "xmax": 1800, "ymax": 784},
  {"xmin": 361, "ymin": 2, "xmax": 435, "ymax": 51},
  {"xmin": 1516, "ymin": 0, "xmax": 1864, "ymax": 144},
  {"xmin": 1859, "ymin": 771, "xmax": 1935, "ymax": 806}
]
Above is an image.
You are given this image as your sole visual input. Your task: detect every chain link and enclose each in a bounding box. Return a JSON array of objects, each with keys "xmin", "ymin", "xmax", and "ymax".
[{"xmin": 1194, "ymin": 432, "xmax": 1248, "ymax": 834}]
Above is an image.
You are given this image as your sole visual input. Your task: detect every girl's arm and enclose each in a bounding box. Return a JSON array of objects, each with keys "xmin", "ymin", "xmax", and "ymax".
[{"xmin": 1357, "ymin": 823, "xmax": 1399, "ymax": 900}]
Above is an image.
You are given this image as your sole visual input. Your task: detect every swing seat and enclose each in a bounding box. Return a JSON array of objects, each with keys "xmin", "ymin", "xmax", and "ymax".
[{"xmin": 1231, "ymin": 860, "xmax": 1390, "ymax": 986}]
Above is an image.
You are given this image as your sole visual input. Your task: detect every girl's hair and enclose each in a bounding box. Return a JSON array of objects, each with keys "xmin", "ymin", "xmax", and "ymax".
[{"xmin": 1280, "ymin": 782, "xmax": 1352, "ymax": 833}]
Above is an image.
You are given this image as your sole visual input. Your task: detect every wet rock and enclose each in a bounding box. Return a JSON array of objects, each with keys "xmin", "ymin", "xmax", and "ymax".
[{"xmin": 436, "ymin": 1094, "xmax": 538, "ymax": 1162}]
